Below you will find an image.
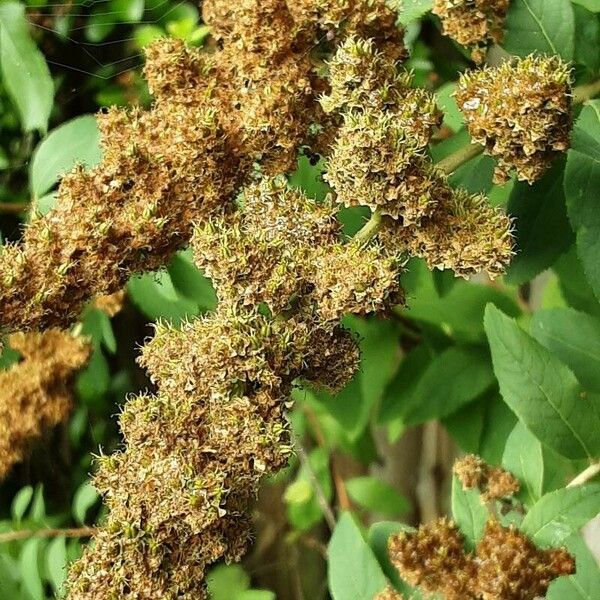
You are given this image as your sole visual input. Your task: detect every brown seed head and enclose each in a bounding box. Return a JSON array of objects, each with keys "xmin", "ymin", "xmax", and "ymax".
[{"xmin": 457, "ymin": 56, "xmax": 572, "ymax": 183}]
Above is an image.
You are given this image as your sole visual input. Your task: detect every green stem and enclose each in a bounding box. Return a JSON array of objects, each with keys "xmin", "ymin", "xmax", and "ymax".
[
  {"xmin": 353, "ymin": 207, "xmax": 383, "ymax": 244},
  {"xmin": 437, "ymin": 143, "xmax": 484, "ymax": 175}
]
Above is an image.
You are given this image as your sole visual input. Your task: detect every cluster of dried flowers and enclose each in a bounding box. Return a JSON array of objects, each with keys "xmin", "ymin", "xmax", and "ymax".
[
  {"xmin": 453, "ymin": 453, "xmax": 520, "ymax": 502},
  {"xmin": 0, "ymin": 330, "xmax": 90, "ymax": 480},
  {"xmin": 0, "ymin": 0, "xmax": 581, "ymax": 598},
  {"xmin": 432, "ymin": 0, "xmax": 510, "ymax": 63},
  {"xmin": 389, "ymin": 517, "xmax": 575, "ymax": 599},
  {"xmin": 457, "ymin": 56, "xmax": 573, "ymax": 183},
  {"xmin": 389, "ymin": 457, "xmax": 575, "ymax": 599}
]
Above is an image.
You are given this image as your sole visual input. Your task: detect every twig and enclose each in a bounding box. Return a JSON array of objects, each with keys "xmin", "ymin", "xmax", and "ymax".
[
  {"xmin": 573, "ymin": 79, "xmax": 600, "ymax": 104},
  {"xmin": 0, "ymin": 202, "xmax": 28, "ymax": 215},
  {"xmin": 567, "ymin": 462, "xmax": 600, "ymax": 488},
  {"xmin": 437, "ymin": 143, "xmax": 484, "ymax": 175},
  {"xmin": 295, "ymin": 442, "xmax": 337, "ymax": 531},
  {"xmin": 0, "ymin": 526, "xmax": 96, "ymax": 544},
  {"xmin": 416, "ymin": 422, "xmax": 440, "ymax": 523}
]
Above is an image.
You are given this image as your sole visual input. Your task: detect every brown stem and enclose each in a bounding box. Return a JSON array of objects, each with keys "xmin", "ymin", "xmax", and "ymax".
[
  {"xmin": 0, "ymin": 202, "xmax": 28, "ymax": 215},
  {"xmin": 0, "ymin": 526, "xmax": 96, "ymax": 544}
]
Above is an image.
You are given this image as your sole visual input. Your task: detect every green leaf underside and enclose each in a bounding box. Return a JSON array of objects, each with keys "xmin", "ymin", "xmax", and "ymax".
[{"xmin": 484, "ymin": 305, "xmax": 600, "ymax": 459}]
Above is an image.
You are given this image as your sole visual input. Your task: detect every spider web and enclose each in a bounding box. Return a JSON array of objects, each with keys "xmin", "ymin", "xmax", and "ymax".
[{"xmin": 25, "ymin": 0, "xmax": 193, "ymax": 83}]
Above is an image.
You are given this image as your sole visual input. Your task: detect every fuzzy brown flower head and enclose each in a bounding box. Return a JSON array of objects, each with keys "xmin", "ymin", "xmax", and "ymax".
[
  {"xmin": 193, "ymin": 178, "xmax": 340, "ymax": 313},
  {"xmin": 432, "ymin": 0, "xmax": 509, "ymax": 62},
  {"xmin": 284, "ymin": 0, "xmax": 406, "ymax": 59},
  {"xmin": 313, "ymin": 241, "xmax": 403, "ymax": 321},
  {"xmin": 143, "ymin": 37, "xmax": 216, "ymax": 104},
  {"xmin": 389, "ymin": 517, "xmax": 476, "ymax": 600},
  {"xmin": 474, "ymin": 521, "xmax": 575, "ymax": 599},
  {"xmin": 202, "ymin": 0, "xmax": 297, "ymax": 60},
  {"xmin": 383, "ymin": 187, "xmax": 514, "ymax": 278},
  {"xmin": 454, "ymin": 454, "xmax": 520, "ymax": 502},
  {"xmin": 302, "ymin": 324, "xmax": 360, "ymax": 391},
  {"xmin": 320, "ymin": 37, "xmax": 411, "ymax": 115},
  {"xmin": 457, "ymin": 56, "xmax": 573, "ymax": 183},
  {"xmin": 326, "ymin": 110, "xmax": 443, "ymax": 221},
  {"xmin": 93, "ymin": 290, "xmax": 126, "ymax": 317},
  {"xmin": 0, "ymin": 330, "xmax": 91, "ymax": 480}
]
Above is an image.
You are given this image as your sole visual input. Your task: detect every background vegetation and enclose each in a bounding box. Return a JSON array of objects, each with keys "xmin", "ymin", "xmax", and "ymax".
[{"xmin": 0, "ymin": 0, "xmax": 599, "ymax": 598}]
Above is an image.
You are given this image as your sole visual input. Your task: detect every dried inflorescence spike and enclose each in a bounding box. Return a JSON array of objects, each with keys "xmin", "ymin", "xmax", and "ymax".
[
  {"xmin": 382, "ymin": 187, "xmax": 514, "ymax": 279},
  {"xmin": 389, "ymin": 517, "xmax": 476, "ymax": 600},
  {"xmin": 0, "ymin": 330, "xmax": 91, "ymax": 480},
  {"xmin": 432, "ymin": 0, "xmax": 509, "ymax": 63},
  {"xmin": 454, "ymin": 454, "xmax": 520, "ymax": 502},
  {"xmin": 457, "ymin": 56, "xmax": 572, "ymax": 183},
  {"xmin": 389, "ymin": 519, "xmax": 575, "ymax": 600}
]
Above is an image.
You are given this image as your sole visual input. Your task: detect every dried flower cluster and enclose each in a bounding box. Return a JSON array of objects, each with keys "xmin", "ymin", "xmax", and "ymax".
[
  {"xmin": 432, "ymin": 0, "xmax": 509, "ymax": 62},
  {"xmin": 457, "ymin": 56, "xmax": 573, "ymax": 183},
  {"xmin": 321, "ymin": 37, "xmax": 514, "ymax": 278},
  {"xmin": 1, "ymin": 0, "xmax": 578, "ymax": 597},
  {"xmin": 0, "ymin": 0, "xmax": 404, "ymax": 334},
  {"xmin": 66, "ymin": 172, "xmax": 403, "ymax": 597},
  {"xmin": 0, "ymin": 330, "xmax": 90, "ymax": 480},
  {"xmin": 389, "ymin": 518, "xmax": 575, "ymax": 599},
  {"xmin": 454, "ymin": 454, "xmax": 520, "ymax": 502},
  {"xmin": 374, "ymin": 585, "xmax": 405, "ymax": 600}
]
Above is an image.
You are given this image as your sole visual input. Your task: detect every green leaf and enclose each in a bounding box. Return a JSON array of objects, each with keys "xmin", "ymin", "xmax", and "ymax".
[
  {"xmin": 436, "ymin": 83, "xmax": 462, "ymax": 132},
  {"xmin": 554, "ymin": 247, "xmax": 600, "ymax": 317},
  {"xmin": 0, "ymin": 553, "xmax": 20, "ymax": 598},
  {"xmin": 237, "ymin": 592, "xmax": 276, "ymax": 600},
  {"xmin": 565, "ymin": 101, "xmax": 600, "ymax": 302},
  {"xmin": 378, "ymin": 344, "xmax": 433, "ymax": 441},
  {"xmin": 547, "ymin": 534, "xmax": 600, "ymax": 598},
  {"xmin": 73, "ymin": 481, "xmax": 99, "ymax": 525},
  {"xmin": 402, "ymin": 262, "xmax": 521, "ymax": 342},
  {"xmin": 451, "ymin": 476, "xmax": 487, "ymax": 550},
  {"xmin": 398, "ymin": 0, "xmax": 433, "ymax": 24},
  {"xmin": 128, "ymin": 270, "xmax": 200, "ymax": 323},
  {"xmin": 328, "ymin": 513, "xmax": 387, "ymax": 600},
  {"xmin": 521, "ymin": 484, "xmax": 600, "ymax": 546},
  {"xmin": 502, "ymin": 422, "xmax": 544, "ymax": 505},
  {"xmin": 506, "ymin": 161, "xmax": 573, "ymax": 285},
  {"xmin": 30, "ymin": 115, "xmax": 102, "ymax": 199},
  {"xmin": 286, "ymin": 448, "xmax": 332, "ymax": 531},
  {"xmin": 504, "ymin": 0, "xmax": 575, "ymax": 60},
  {"xmin": 110, "ymin": 0, "xmax": 145, "ymax": 22},
  {"xmin": 46, "ymin": 536, "xmax": 67, "ymax": 596},
  {"xmin": 310, "ymin": 317, "xmax": 400, "ymax": 440},
  {"xmin": 572, "ymin": 0, "xmax": 600, "ymax": 12},
  {"xmin": 484, "ymin": 304, "xmax": 600, "ymax": 459},
  {"xmin": 207, "ymin": 564, "xmax": 250, "ymax": 600},
  {"xmin": 12, "ymin": 486, "xmax": 33, "ymax": 522},
  {"xmin": 531, "ymin": 308, "xmax": 600, "ymax": 392},
  {"xmin": 573, "ymin": 6, "xmax": 600, "ymax": 72},
  {"xmin": 368, "ymin": 521, "xmax": 418, "ymax": 596},
  {"xmin": 0, "ymin": 2, "xmax": 54, "ymax": 132},
  {"xmin": 401, "ymin": 346, "xmax": 495, "ymax": 426},
  {"xmin": 168, "ymin": 251, "xmax": 217, "ymax": 311},
  {"xmin": 19, "ymin": 538, "xmax": 44, "ymax": 600},
  {"xmin": 346, "ymin": 477, "xmax": 410, "ymax": 517}
]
